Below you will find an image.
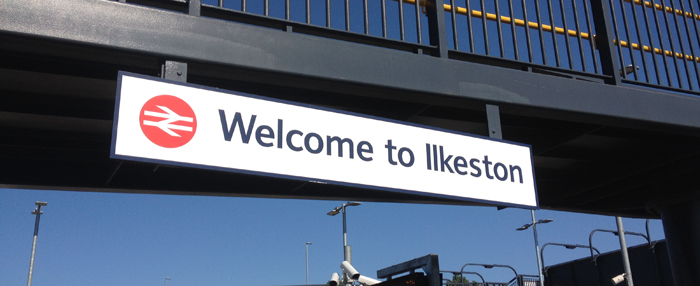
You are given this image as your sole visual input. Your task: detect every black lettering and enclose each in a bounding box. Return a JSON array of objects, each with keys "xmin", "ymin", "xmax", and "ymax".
[
  {"xmin": 494, "ymin": 163, "xmax": 508, "ymax": 181},
  {"xmin": 385, "ymin": 140, "xmax": 397, "ymax": 165},
  {"xmin": 286, "ymin": 130, "xmax": 303, "ymax": 151},
  {"xmin": 327, "ymin": 136, "xmax": 354, "ymax": 158},
  {"xmin": 304, "ymin": 133, "xmax": 323, "ymax": 154},
  {"xmin": 454, "ymin": 156, "xmax": 469, "ymax": 175},
  {"xmin": 277, "ymin": 119, "xmax": 283, "ymax": 148},
  {"xmin": 358, "ymin": 141, "xmax": 373, "ymax": 161},
  {"xmin": 510, "ymin": 165, "xmax": 523, "ymax": 183},
  {"xmin": 432, "ymin": 144, "xmax": 438, "ymax": 171},
  {"xmin": 426, "ymin": 144, "xmax": 432, "ymax": 170},
  {"xmin": 483, "ymin": 156, "xmax": 494, "ymax": 179},
  {"xmin": 255, "ymin": 125, "xmax": 274, "ymax": 147},
  {"xmin": 398, "ymin": 147, "xmax": 414, "ymax": 167},
  {"xmin": 439, "ymin": 146, "xmax": 454, "ymax": 173},
  {"xmin": 219, "ymin": 110, "xmax": 256, "ymax": 143},
  {"xmin": 470, "ymin": 158, "xmax": 482, "ymax": 177}
]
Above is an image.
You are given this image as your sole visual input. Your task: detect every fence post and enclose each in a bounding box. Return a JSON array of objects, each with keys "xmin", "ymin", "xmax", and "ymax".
[
  {"xmin": 589, "ymin": 0, "xmax": 621, "ymax": 85},
  {"xmin": 426, "ymin": 0, "xmax": 448, "ymax": 58}
]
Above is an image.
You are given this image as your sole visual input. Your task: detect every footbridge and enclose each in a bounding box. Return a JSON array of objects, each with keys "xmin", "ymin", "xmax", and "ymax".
[{"xmin": 2, "ymin": 0, "xmax": 700, "ymax": 283}]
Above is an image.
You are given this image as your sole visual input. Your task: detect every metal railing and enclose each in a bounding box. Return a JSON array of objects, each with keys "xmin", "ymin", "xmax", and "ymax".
[{"xmin": 118, "ymin": 0, "xmax": 700, "ymax": 95}]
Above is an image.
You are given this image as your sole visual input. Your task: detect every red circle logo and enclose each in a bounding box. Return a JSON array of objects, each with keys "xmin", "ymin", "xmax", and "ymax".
[{"xmin": 139, "ymin": 95, "xmax": 197, "ymax": 148}]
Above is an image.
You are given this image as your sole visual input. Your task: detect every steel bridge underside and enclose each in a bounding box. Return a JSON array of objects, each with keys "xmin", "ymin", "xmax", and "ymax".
[{"xmin": 2, "ymin": 0, "xmax": 700, "ymax": 220}]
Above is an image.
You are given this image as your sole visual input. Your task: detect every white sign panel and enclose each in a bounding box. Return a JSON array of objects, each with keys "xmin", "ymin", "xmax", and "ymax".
[{"xmin": 111, "ymin": 72, "xmax": 538, "ymax": 208}]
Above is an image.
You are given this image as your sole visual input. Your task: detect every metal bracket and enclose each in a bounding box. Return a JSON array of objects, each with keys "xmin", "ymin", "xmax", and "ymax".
[
  {"xmin": 486, "ymin": 104, "xmax": 502, "ymax": 140},
  {"xmin": 161, "ymin": 60, "xmax": 188, "ymax": 82}
]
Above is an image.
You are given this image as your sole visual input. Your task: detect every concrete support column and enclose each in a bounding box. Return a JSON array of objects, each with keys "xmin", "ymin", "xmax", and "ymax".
[{"xmin": 660, "ymin": 197, "xmax": 700, "ymax": 285}]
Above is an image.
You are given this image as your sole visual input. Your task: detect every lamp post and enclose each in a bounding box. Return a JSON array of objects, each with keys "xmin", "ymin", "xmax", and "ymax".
[
  {"xmin": 306, "ymin": 242, "xmax": 313, "ymax": 284},
  {"xmin": 165, "ymin": 277, "xmax": 171, "ymax": 286},
  {"xmin": 27, "ymin": 201, "xmax": 47, "ymax": 286},
  {"xmin": 540, "ymin": 242, "xmax": 600, "ymax": 277},
  {"xmin": 327, "ymin": 202, "xmax": 361, "ymax": 264},
  {"xmin": 516, "ymin": 210, "xmax": 553, "ymax": 286},
  {"xmin": 459, "ymin": 263, "xmax": 518, "ymax": 282}
]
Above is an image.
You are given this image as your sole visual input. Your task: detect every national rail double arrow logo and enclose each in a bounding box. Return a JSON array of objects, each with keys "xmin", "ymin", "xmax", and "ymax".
[{"xmin": 139, "ymin": 95, "xmax": 197, "ymax": 148}]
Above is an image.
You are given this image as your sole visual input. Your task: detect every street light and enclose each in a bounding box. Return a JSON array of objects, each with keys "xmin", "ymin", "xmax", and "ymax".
[
  {"xmin": 589, "ymin": 223, "xmax": 648, "ymax": 286},
  {"xmin": 516, "ymin": 210, "xmax": 553, "ymax": 286},
  {"xmin": 327, "ymin": 202, "xmax": 361, "ymax": 264},
  {"xmin": 540, "ymin": 242, "xmax": 600, "ymax": 276},
  {"xmin": 306, "ymin": 242, "xmax": 313, "ymax": 284},
  {"xmin": 459, "ymin": 263, "xmax": 518, "ymax": 282},
  {"xmin": 165, "ymin": 277, "xmax": 171, "ymax": 286},
  {"xmin": 27, "ymin": 201, "xmax": 47, "ymax": 286},
  {"xmin": 440, "ymin": 270, "xmax": 486, "ymax": 285}
]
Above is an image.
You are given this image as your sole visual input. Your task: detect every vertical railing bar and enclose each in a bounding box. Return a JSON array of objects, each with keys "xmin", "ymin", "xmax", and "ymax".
[
  {"xmin": 286, "ymin": 0, "xmax": 290, "ymax": 20},
  {"xmin": 583, "ymin": 0, "xmax": 600, "ymax": 73},
  {"xmin": 364, "ymin": 0, "xmax": 370, "ymax": 34},
  {"xmin": 495, "ymin": 0, "xmax": 506, "ymax": 57},
  {"xmin": 522, "ymin": 0, "xmax": 534, "ymax": 62},
  {"xmin": 306, "ymin": 0, "xmax": 311, "ymax": 23},
  {"xmin": 651, "ymin": 0, "xmax": 673, "ymax": 86},
  {"xmin": 629, "ymin": 0, "xmax": 649, "ymax": 82},
  {"xmin": 609, "ymin": 0, "xmax": 629, "ymax": 79},
  {"xmin": 670, "ymin": 0, "xmax": 695, "ymax": 89},
  {"xmin": 572, "ymin": 0, "xmax": 588, "ymax": 72},
  {"xmin": 559, "ymin": 0, "xmax": 574, "ymax": 69},
  {"xmin": 520, "ymin": 0, "xmax": 534, "ymax": 63},
  {"xmin": 481, "ymin": 0, "xmax": 491, "ymax": 55},
  {"xmin": 535, "ymin": 0, "xmax": 548, "ymax": 64},
  {"xmin": 508, "ymin": 0, "xmax": 520, "ymax": 60},
  {"xmin": 242, "ymin": 0, "xmax": 246, "ymax": 12},
  {"xmin": 641, "ymin": 0, "xmax": 661, "ymax": 84},
  {"xmin": 218, "ymin": 0, "xmax": 223, "ymax": 7},
  {"xmin": 619, "ymin": 0, "xmax": 640, "ymax": 80},
  {"xmin": 346, "ymin": 0, "xmax": 351, "ymax": 31},
  {"xmin": 327, "ymin": 0, "xmax": 332, "ymax": 27},
  {"xmin": 467, "ymin": 0, "xmax": 476, "ymax": 52},
  {"xmin": 264, "ymin": 0, "xmax": 269, "ymax": 16},
  {"xmin": 416, "ymin": 0, "xmax": 423, "ymax": 43},
  {"xmin": 399, "ymin": 0, "xmax": 406, "ymax": 40},
  {"xmin": 451, "ymin": 0, "xmax": 460, "ymax": 49},
  {"xmin": 661, "ymin": 0, "xmax": 684, "ymax": 88},
  {"xmin": 684, "ymin": 0, "xmax": 700, "ymax": 86},
  {"xmin": 547, "ymin": 0, "xmax": 561, "ymax": 67},
  {"xmin": 382, "ymin": 0, "xmax": 388, "ymax": 37}
]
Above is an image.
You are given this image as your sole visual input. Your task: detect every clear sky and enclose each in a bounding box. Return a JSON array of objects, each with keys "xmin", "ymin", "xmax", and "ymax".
[{"xmin": 1, "ymin": 188, "xmax": 665, "ymax": 286}]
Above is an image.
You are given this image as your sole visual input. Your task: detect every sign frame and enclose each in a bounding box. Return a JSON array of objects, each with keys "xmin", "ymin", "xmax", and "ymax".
[{"xmin": 111, "ymin": 71, "xmax": 539, "ymax": 209}]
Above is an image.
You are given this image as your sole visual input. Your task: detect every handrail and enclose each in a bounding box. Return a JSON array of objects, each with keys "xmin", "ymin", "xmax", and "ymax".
[{"xmin": 589, "ymin": 228, "xmax": 651, "ymax": 260}]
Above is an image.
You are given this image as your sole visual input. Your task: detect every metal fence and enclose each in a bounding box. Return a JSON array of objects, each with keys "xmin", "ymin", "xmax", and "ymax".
[{"xmin": 121, "ymin": 0, "xmax": 700, "ymax": 95}]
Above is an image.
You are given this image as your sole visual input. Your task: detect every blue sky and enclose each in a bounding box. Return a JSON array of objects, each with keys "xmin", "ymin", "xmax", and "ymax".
[{"xmin": 1, "ymin": 188, "xmax": 665, "ymax": 286}]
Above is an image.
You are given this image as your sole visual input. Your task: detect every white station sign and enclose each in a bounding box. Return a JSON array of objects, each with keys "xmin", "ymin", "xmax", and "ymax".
[{"xmin": 112, "ymin": 72, "xmax": 538, "ymax": 208}]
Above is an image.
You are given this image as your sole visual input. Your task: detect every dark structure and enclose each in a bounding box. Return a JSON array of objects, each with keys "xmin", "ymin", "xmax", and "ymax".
[
  {"xmin": 545, "ymin": 240, "xmax": 674, "ymax": 286},
  {"xmin": 1, "ymin": 0, "xmax": 700, "ymax": 283}
]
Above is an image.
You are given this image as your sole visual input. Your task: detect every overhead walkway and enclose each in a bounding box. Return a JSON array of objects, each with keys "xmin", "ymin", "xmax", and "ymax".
[{"xmin": 2, "ymin": 0, "xmax": 700, "ymax": 283}]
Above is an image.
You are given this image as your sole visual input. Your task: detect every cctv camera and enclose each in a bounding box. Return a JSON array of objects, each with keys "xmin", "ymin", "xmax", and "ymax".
[
  {"xmin": 611, "ymin": 273, "xmax": 626, "ymax": 285},
  {"xmin": 341, "ymin": 261, "xmax": 360, "ymax": 280},
  {"xmin": 357, "ymin": 275, "xmax": 381, "ymax": 286},
  {"xmin": 328, "ymin": 273, "xmax": 340, "ymax": 286}
]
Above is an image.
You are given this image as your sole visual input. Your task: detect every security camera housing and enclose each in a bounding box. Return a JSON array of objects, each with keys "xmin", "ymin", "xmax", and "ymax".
[
  {"xmin": 341, "ymin": 261, "xmax": 361, "ymax": 280},
  {"xmin": 357, "ymin": 275, "xmax": 381, "ymax": 286},
  {"xmin": 328, "ymin": 273, "xmax": 340, "ymax": 286},
  {"xmin": 611, "ymin": 273, "xmax": 626, "ymax": 285}
]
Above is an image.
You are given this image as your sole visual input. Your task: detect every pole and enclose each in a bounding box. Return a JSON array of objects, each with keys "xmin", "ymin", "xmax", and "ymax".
[
  {"xmin": 165, "ymin": 277, "xmax": 171, "ymax": 286},
  {"xmin": 306, "ymin": 242, "xmax": 312, "ymax": 284},
  {"xmin": 27, "ymin": 202, "xmax": 47, "ymax": 286},
  {"xmin": 531, "ymin": 210, "xmax": 545, "ymax": 286},
  {"xmin": 615, "ymin": 217, "xmax": 634, "ymax": 286},
  {"xmin": 342, "ymin": 204, "xmax": 347, "ymax": 260}
]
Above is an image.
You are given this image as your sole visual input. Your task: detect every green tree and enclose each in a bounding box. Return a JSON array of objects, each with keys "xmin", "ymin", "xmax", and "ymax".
[{"xmin": 447, "ymin": 274, "xmax": 471, "ymax": 286}]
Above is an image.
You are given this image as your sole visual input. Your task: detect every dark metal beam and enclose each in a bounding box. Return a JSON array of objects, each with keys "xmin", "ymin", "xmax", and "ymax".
[{"xmin": 3, "ymin": 0, "xmax": 700, "ymax": 131}]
